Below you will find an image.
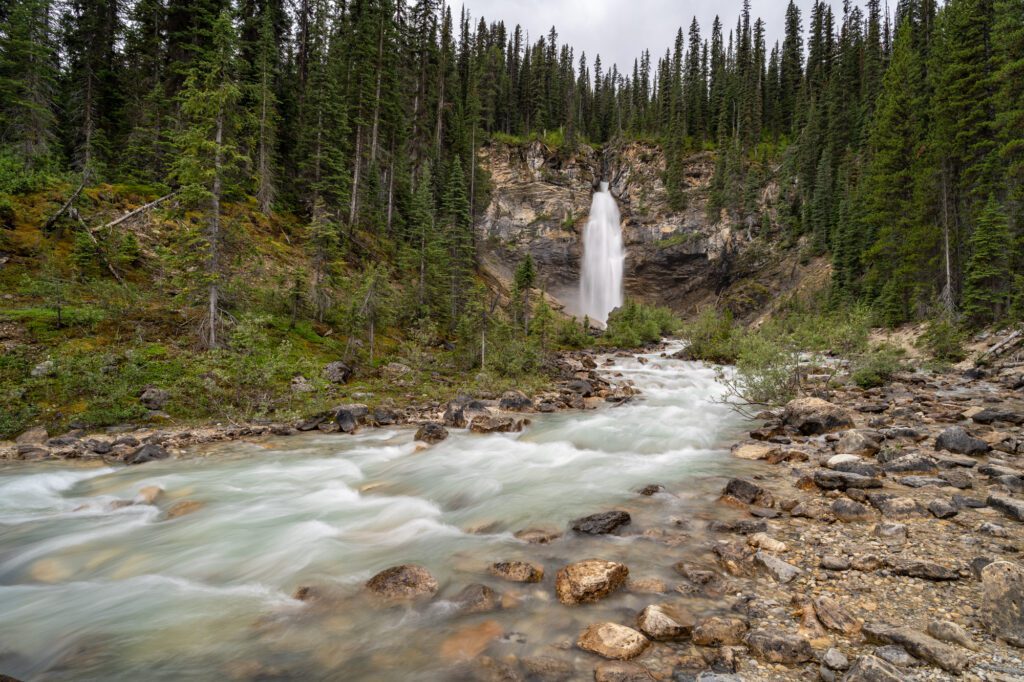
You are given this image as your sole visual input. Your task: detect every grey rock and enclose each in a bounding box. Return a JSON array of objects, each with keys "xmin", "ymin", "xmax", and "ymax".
[
  {"xmin": 935, "ymin": 426, "xmax": 990, "ymax": 455},
  {"xmin": 926, "ymin": 620, "xmax": 981, "ymax": 651},
  {"xmin": 873, "ymin": 645, "xmax": 920, "ymax": 667},
  {"xmin": 30, "ymin": 359, "xmax": 56, "ymax": 378},
  {"xmin": 139, "ymin": 387, "xmax": 169, "ymax": 410},
  {"xmin": 333, "ymin": 404, "xmax": 368, "ymax": 433},
  {"xmin": 928, "ymin": 499, "xmax": 958, "ymax": 519},
  {"xmin": 571, "ymin": 510, "xmax": 631, "ymax": 535},
  {"xmin": 124, "ymin": 443, "xmax": 169, "ymax": 465},
  {"xmin": 835, "ymin": 429, "xmax": 881, "ymax": 456},
  {"xmin": 783, "ymin": 397, "xmax": 855, "ymax": 435},
  {"xmin": 894, "ymin": 476, "xmax": 947, "ymax": 488},
  {"xmin": 871, "ymin": 523, "xmax": 908, "ymax": 544},
  {"xmin": 813, "ymin": 469, "xmax": 883, "ymax": 491},
  {"xmin": 743, "ymin": 630, "xmax": 813, "ymax": 665},
  {"xmin": 721, "ymin": 478, "xmax": 774, "ymax": 507},
  {"xmin": 987, "ymin": 494, "xmax": 1024, "ymax": 522},
  {"xmin": 821, "ymin": 556, "xmax": 851, "ymax": 571},
  {"xmin": 882, "ymin": 454, "xmax": 938, "ymax": 475},
  {"xmin": 980, "ymin": 561, "xmax": 1024, "ymax": 647},
  {"xmin": 832, "ymin": 499, "xmax": 874, "ymax": 522},
  {"xmin": 866, "ymin": 493, "xmax": 926, "ymax": 519},
  {"xmin": 823, "ymin": 648, "xmax": 850, "ymax": 671},
  {"xmin": 862, "ymin": 623, "xmax": 968, "ymax": 673},
  {"xmin": 753, "ymin": 550, "xmax": 802, "ymax": 583},
  {"xmin": 499, "ymin": 390, "xmax": 533, "ymax": 411},
  {"xmin": 843, "ymin": 654, "xmax": 905, "ymax": 681},
  {"xmin": 972, "ymin": 408, "xmax": 1023, "ymax": 425},
  {"xmin": 323, "ymin": 361, "xmax": 353, "ymax": 383},
  {"xmin": 891, "ymin": 561, "xmax": 960, "ymax": 581},
  {"xmin": 414, "ymin": 422, "xmax": 448, "ymax": 444}
]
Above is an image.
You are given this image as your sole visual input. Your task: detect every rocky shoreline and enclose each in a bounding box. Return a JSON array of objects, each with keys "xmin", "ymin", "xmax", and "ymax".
[{"xmin": 0, "ymin": 350, "xmax": 641, "ymax": 465}]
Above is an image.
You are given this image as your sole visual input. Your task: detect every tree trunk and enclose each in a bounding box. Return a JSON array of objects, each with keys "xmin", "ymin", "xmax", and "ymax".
[
  {"xmin": 349, "ymin": 125, "xmax": 363, "ymax": 231},
  {"xmin": 369, "ymin": 18, "xmax": 385, "ymax": 165},
  {"xmin": 208, "ymin": 103, "xmax": 225, "ymax": 349},
  {"xmin": 257, "ymin": 61, "xmax": 274, "ymax": 214}
]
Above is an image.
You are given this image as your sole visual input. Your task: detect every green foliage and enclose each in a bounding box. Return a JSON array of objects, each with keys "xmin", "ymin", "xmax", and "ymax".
[
  {"xmin": 919, "ymin": 317, "xmax": 967, "ymax": 362},
  {"xmin": 851, "ymin": 344, "xmax": 907, "ymax": 389},
  {"xmin": 555, "ymin": 316, "xmax": 591, "ymax": 349},
  {"xmin": 604, "ymin": 300, "xmax": 680, "ymax": 348},
  {"xmin": 678, "ymin": 309, "xmax": 738, "ymax": 363},
  {"xmin": 963, "ymin": 197, "xmax": 1014, "ymax": 325},
  {"xmin": 722, "ymin": 333, "xmax": 800, "ymax": 409}
]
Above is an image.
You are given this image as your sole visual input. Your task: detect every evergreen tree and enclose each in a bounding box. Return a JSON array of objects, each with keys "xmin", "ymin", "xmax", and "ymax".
[{"xmin": 963, "ymin": 196, "xmax": 1014, "ymax": 324}]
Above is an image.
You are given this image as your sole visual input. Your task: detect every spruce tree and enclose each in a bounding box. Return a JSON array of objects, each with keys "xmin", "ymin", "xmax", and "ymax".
[{"xmin": 963, "ymin": 196, "xmax": 1014, "ymax": 325}]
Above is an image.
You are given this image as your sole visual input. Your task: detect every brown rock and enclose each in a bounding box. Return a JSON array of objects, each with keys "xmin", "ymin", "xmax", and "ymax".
[
  {"xmin": 691, "ymin": 616, "xmax": 748, "ymax": 646},
  {"xmin": 439, "ymin": 620, "xmax": 503, "ymax": 661},
  {"xmin": 636, "ymin": 604, "xmax": 694, "ymax": 640},
  {"xmin": 166, "ymin": 499, "xmax": 204, "ymax": 519},
  {"xmin": 577, "ymin": 623, "xmax": 650, "ymax": 660},
  {"xmin": 814, "ymin": 596, "xmax": 861, "ymax": 634},
  {"xmin": 488, "ymin": 560, "xmax": 543, "ymax": 583},
  {"xmin": 783, "ymin": 397, "xmax": 855, "ymax": 435},
  {"xmin": 593, "ymin": 661, "xmax": 656, "ymax": 682},
  {"xmin": 365, "ymin": 564, "xmax": 438, "ymax": 602},
  {"xmin": 513, "ymin": 528, "xmax": 561, "ymax": 544},
  {"xmin": 744, "ymin": 630, "xmax": 813, "ymax": 665},
  {"xmin": 555, "ymin": 559, "xmax": 628, "ymax": 605}
]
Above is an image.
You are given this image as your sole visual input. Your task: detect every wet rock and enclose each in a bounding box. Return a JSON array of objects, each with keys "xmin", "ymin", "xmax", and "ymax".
[
  {"xmin": 414, "ymin": 422, "xmax": 449, "ymax": 444},
  {"xmin": 577, "ymin": 622, "xmax": 650, "ymax": 660},
  {"xmin": 555, "ymin": 559, "xmax": 628, "ymax": 604},
  {"xmin": 520, "ymin": 656, "xmax": 575, "ymax": 681},
  {"xmin": 636, "ymin": 603, "xmax": 694, "ymax": 640},
  {"xmin": 987, "ymin": 494, "xmax": 1024, "ymax": 522},
  {"xmin": 566, "ymin": 379, "xmax": 593, "ymax": 397},
  {"xmin": 743, "ymin": 630, "xmax": 813, "ymax": 665},
  {"xmin": 813, "ymin": 470, "xmax": 882, "ymax": 490},
  {"xmin": 926, "ymin": 620, "xmax": 981, "ymax": 652},
  {"xmin": 469, "ymin": 416, "xmax": 526, "ymax": 434},
  {"xmin": 628, "ymin": 578, "xmax": 667, "ymax": 594},
  {"xmin": 323, "ymin": 360, "xmax": 352, "ymax": 384},
  {"xmin": 440, "ymin": 620, "xmax": 503, "ymax": 661},
  {"xmin": 365, "ymin": 564, "xmax": 439, "ymax": 602},
  {"xmin": 514, "ymin": 528, "xmax": 561, "ymax": 544},
  {"xmin": 135, "ymin": 485, "xmax": 162, "ymax": 504},
  {"xmin": 499, "ymin": 390, "xmax": 533, "ymax": 411},
  {"xmin": 166, "ymin": 499, "xmax": 204, "ymax": 519},
  {"xmin": 488, "ymin": 560, "xmax": 543, "ymax": 583},
  {"xmin": 708, "ymin": 519, "xmax": 767, "ymax": 535},
  {"xmin": 453, "ymin": 583, "xmax": 500, "ymax": 613},
  {"xmin": 691, "ymin": 616, "xmax": 749, "ymax": 646},
  {"xmin": 125, "ymin": 443, "xmax": 169, "ymax": 465},
  {"xmin": 753, "ymin": 550, "xmax": 801, "ymax": 583},
  {"xmin": 333, "ymin": 404, "xmax": 368, "ymax": 433},
  {"xmin": 866, "ymin": 493, "xmax": 926, "ymax": 519},
  {"xmin": 442, "ymin": 402, "xmax": 466, "ymax": 428},
  {"xmin": 638, "ymin": 484, "xmax": 666, "ymax": 496},
  {"xmin": 593, "ymin": 661, "xmax": 655, "ymax": 682},
  {"xmin": 371, "ymin": 407, "xmax": 397, "ymax": 426},
  {"xmin": 980, "ymin": 560, "xmax": 1024, "ymax": 647},
  {"xmin": 84, "ymin": 438, "xmax": 112, "ymax": 454},
  {"xmin": 891, "ymin": 561, "xmax": 959, "ymax": 581},
  {"xmin": 842, "ymin": 655, "xmax": 904, "ymax": 681},
  {"xmin": 935, "ymin": 426, "xmax": 990, "ymax": 455},
  {"xmin": 713, "ymin": 541, "xmax": 753, "ymax": 576},
  {"xmin": 571, "ymin": 510, "xmax": 631, "ymax": 535},
  {"xmin": 814, "ymin": 596, "xmax": 861, "ymax": 634},
  {"xmin": 139, "ymin": 387, "xmax": 169, "ymax": 410},
  {"xmin": 730, "ymin": 441, "xmax": 780, "ymax": 461},
  {"xmin": 783, "ymin": 397, "xmax": 855, "ymax": 435},
  {"xmin": 862, "ymin": 623, "xmax": 969, "ymax": 674},
  {"xmin": 823, "ymin": 648, "xmax": 850, "ymax": 671},
  {"xmin": 928, "ymin": 499, "xmax": 958, "ymax": 519},
  {"xmin": 721, "ymin": 478, "xmax": 774, "ymax": 507},
  {"xmin": 832, "ymin": 499, "xmax": 874, "ymax": 522},
  {"xmin": 835, "ymin": 430, "xmax": 881, "ymax": 456}
]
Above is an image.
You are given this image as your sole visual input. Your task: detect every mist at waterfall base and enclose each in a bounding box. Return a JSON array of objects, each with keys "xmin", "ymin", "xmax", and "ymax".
[{"xmin": 578, "ymin": 181, "xmax": 625, "ymax": 326}]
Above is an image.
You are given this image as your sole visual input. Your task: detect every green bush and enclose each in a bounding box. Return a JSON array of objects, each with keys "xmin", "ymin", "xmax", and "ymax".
[
  {"xmin": 719, "ymin": 333, "xmax": 800, "ymax": 410},
  {"xmin": 604, "ymin": 300, "xmax": 680, "ymax": 348},
  {"xmin": 851, "ymin": 344, "xmax": 907, "ymax": 388},
  {"xmin": 555, "ymin": 316, "xmax": 591, "ymax": 349},
  {"xmin": 678, "ymin": 309, "xmax": 737, "ymax": 363},
  {"xmin": 918, "ymin": 317, "xmax": 966, "ymax": 363}
]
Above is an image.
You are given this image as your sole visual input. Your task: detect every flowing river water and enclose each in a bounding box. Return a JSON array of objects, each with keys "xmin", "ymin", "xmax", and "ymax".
[{"xmin": 0, "ymin": 345, "xmax": 757, "ymax": 681}]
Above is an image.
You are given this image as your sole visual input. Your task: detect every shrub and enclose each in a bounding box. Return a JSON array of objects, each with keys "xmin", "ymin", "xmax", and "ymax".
[
  {"xmin": 555, "ymin": 316, "xmax": 591, "ymax": 349},
  {"xmin": 718, "ymin": 333, "xmax": 800, "ymax": 413},
  {"xmin": 918, "ymin": 317, "xmax": 966, "ymax": 363},
  {"xmin": 678, "ymin": 309, "xmax": 737, "ymax": 363},
  {"xmin": 851, "ymin": 344, "xmax": 907, "ymax": 388},
  {"xmin": 604, "ymin": 300, "xmax": 680, "ymax": 348}
]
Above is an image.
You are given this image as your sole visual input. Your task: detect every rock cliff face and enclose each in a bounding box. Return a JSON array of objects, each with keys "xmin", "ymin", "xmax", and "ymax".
[{"xmin": 475, "ymin": 140, "xmax": 824, "ymax": 321}]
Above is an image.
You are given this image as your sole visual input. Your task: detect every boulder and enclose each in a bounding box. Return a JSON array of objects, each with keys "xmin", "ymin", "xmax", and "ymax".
[
  {"xmin": 866, "ymin": 494, "xmax": 926, "ymax": 519},
  {"xmin": 980, "ymin": 561, "xmax": 1024, "ymax": 647},
  {"xmin": 861, "ymin": 623, "xmax": 968, "ymax": 674},
  {"xmin": 721, "ymin": 478, "xmax": 774, "ymax": 507},
  {"xmin": 754, "ymin": 550, "xmax": 802, "ymax": 583},
  {"xmin": 783, "ymin": 397, "xmax": 855, "ymax": 435},
  {"xmin": 323, "ymin": 360, "xmax": 353, "ymax": 384},
  {"xmin": 730, "ymin": 441, "xmax": 780, "ymax": 461},
  {"xmin": 935, "ymin": 426, "xmax": 989, "ymax": 455},
  {"xmin": 813, "ymin": 470, "xmax": 882, "ymax": 490},
  {"xmin": 125, "ymin": 443, "xmax": 169, "ymax": 465},
  {"xmin": 469, "ymin": 416, "xmax": 526, "ymax": 434},
  {"xmin": 499, "ymin": 390, "xmax": 533, "ymax": 411},
  {"xmin": 365, "ymin": 564, "xmax": 438, "ymax": 602},
  {"xmin": 835, "ymin": 430, "xmax": 881, "ymax": 456},
  {"xmin": 571, "ymin": 510, "xmax": 631, "ymax": 535},
  {"xmin": 891, "ymin": 561, "xmax": 959, "ymax": 581},
  {"xmin": 488, "ymin": 560, "xmax": 543, "ymax": 583},
  {"xmin": 442, "ymin": 402, "xmax": 467, "ymax": 428},
  {"xmin": 15, "ymin": 426, "xmax": 48, "ymax": 445},
  {"xmin": 566, "ymin": 379, "xmax": 594, "ymax": 397},
  {"xmin": 414, "ymin": 422, "xmax": 448, "ymax": 444},
  {"xmin": 139, "ymin": 387, "xmax": 170, "ymax": 410},
  {"xmin": 593, "ymin": 661, "xmax": 655, "ymax": 682},
  {"xmin": 577, "ymin": 623, "xmax": 650, "ymax": 660},
  {"xmin": 842, "ymin": 655, "xmax": 903, "ymax": 682},
  {"xmin": 635, "ymin": 604, "xmax": 694, "ymax": 640},
  {"xmin": 972, "ymin": 408, "xmax": 1023, "ymax": 425},
  {"xmin": 832, "ymin": 499, "xmax": 874, "ymax": 523},
  {"xmin": 744, "ymin": 630, "xmax": 813, "ymax": 665},
  {"xmin": 380, "ymin": 362, "xmax": 411, "ymax": 381},
  {"xmin": 555, "ymin": 559, "xmax": 628, "ymax": 604},
  {"xmin": 452, "ymin": 583, "xmax": 500, "ymax": 614},
  {"xmin": 928, "ymin": 499, "xmax": 958, "ymax": 519},
  {"xmin": 987, "ymin": 494, "xmax": 1024, "ymax": 522},
  {"xmin": 691, "ymin": 616, "xmax": 748, "ymax": 646},
  {"xmin": 333, "ymin": 404, "xmax": 368, "ymax": 433}
]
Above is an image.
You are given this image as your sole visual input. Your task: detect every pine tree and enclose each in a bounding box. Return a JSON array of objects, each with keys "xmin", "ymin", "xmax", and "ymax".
[
  {"xmin": 0, "ymin": 0, "xmax": 58, "ymax": 163},
  {"xmin": 963, "ymin": 196, "xmax": 1013, "ymax": 324}
]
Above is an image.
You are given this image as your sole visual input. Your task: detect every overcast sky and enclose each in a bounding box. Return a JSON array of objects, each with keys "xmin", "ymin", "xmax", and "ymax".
[{"xmin": 459, "ymin": 0, "xmax": 848, "ymax": 73}]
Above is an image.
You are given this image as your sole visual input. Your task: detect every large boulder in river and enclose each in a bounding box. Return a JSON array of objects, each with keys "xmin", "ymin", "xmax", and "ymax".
[
  {"xmin": 783, "ymin": 397, "xmax": 855, "ymax": 435},
  {"xmin": 488, "ymin": 560, "xmax": 543, "ymax": 583},
  {"xmin": 981, "ymin": 560, "xmax": 1024, "ymax": 647},
  {"xmin": 935, "ymin": 426, "xmax": 990, "ymax": 455},
  {"xmin": 577, "ymin": 622, "xmax": 650, "ymax": 660},
  {"xmin": 365, "ymin": 564, "xmax": 438, "ymax": 602},
  {"xmin": 636, "ymin": 604, "xmax": 694, "ymax": 640},
  {"xmin": 414, "ymin": 422, "xmax": 448, "ymax": 444},
  {"xmin": 125, "ymin": 443, "xmax": 169, "ymax": 465},
  {"xmin": 555, "ymin": 559, "xmax": 628, "ymax": 604}
]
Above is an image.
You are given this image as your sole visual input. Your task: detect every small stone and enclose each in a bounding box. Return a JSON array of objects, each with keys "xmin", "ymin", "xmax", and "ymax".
[
  {"xmin": 822, "ymin": 648, "xmax": 849, "ymax": 671},
  {"xmin": 851, "ymin": 554, "xmax": 884, "ymax": 572},
  {"xmin": 692, "ymin": 616, "xmax": 748, "ymax": 646},
  {"xmin": 747, "ymin": 532, "xmax": 786, "ymax": 552},
  {"xmin": 743, "ymin": 630, "xmax": 813, "ymax": 665},
  {"xmin": 891, "ymin": 561, "xmax": 959, "ymax": 581},
  {"xmin": 844, "ymin": 655, "xmax": 904, "ymax": 681},
  {"xmin": 555, "ymin": 559, "xmax": 628, "ymax": 605},
  {"xmin": 577, "ymin": 622, "xmax": 650, "ymax": 660},
  {"xmin": 721, "ymin": 478, "xmax": 774, "ymax": 507},
  {"xmin": 821, "ymin": 556, "xmax": 850, "ymax": 571},
  {"xmin": 489, "ymin": 560, "xmax": 543, "ymax": 583},
  {"xmin": 814, "ymin": 595, "xmax": 861, "ymax": 634},
  {"xmin": 926, "ymin": 620, "xmax": 981, "ymax": 652},
  {"xmin": 754, "ymin": 550, "xmax": 802, "ymax": 583},
  {"xmin": 636, "ymin": 603, "xmax": 694, "ymax": 640},
  {"xmin": 871, "ymin": 522, "xmax": 908, "ymax": 545},
  {"xmin": 874, "ymin": 645, "xmax": 919, "ymax": 667},
  {"xmin": 928, "ymin": 499, "xmax": 958, "ymax": 519}
]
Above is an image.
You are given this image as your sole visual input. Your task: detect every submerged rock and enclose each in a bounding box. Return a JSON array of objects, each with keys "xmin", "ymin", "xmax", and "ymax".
[
  {"xmin": 452, "ymin": 583, "xmax": 500, "ymax": 614},
  {"xmin": 414, "ymin": 422, "xmax": 448, "ymax": 444},
  {"xmin": 555, "ymin": 559, "xmax": 628, "ymax": 604},
  {"xmin": 365, "ymin": 564, "xmax": 438, "ymax": 602},
  {"xmin": 488, "ymin": 560, "xmax": 543, "ymax": 583},
  {"xmin": 577, "ymin": 622, "xmax": 650, "ymax": 660},
  {"xmin": 721, "ymin": 478, "xmax": 774, "ymax": 507},
  {"xmin": 571, "ymin": 510, "xmax": 631, "ymax": 535}
]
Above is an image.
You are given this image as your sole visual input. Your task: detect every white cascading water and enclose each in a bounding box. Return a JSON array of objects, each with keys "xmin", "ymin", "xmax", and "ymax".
[{"xmin": 579, "ymin": 181, "xmax": 625, "ymax": 325}]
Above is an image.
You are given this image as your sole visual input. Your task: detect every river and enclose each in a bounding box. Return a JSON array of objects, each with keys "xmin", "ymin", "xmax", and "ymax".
[{"xmin": 0, "ymin": 344, "xmax": 755, "ymax": 681}]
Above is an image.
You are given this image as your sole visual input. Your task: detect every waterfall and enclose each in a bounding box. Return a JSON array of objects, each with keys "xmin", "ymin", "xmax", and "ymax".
[{"xmin": 579, "ymin": 181, "xmax": 625, "ymax": 325}]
